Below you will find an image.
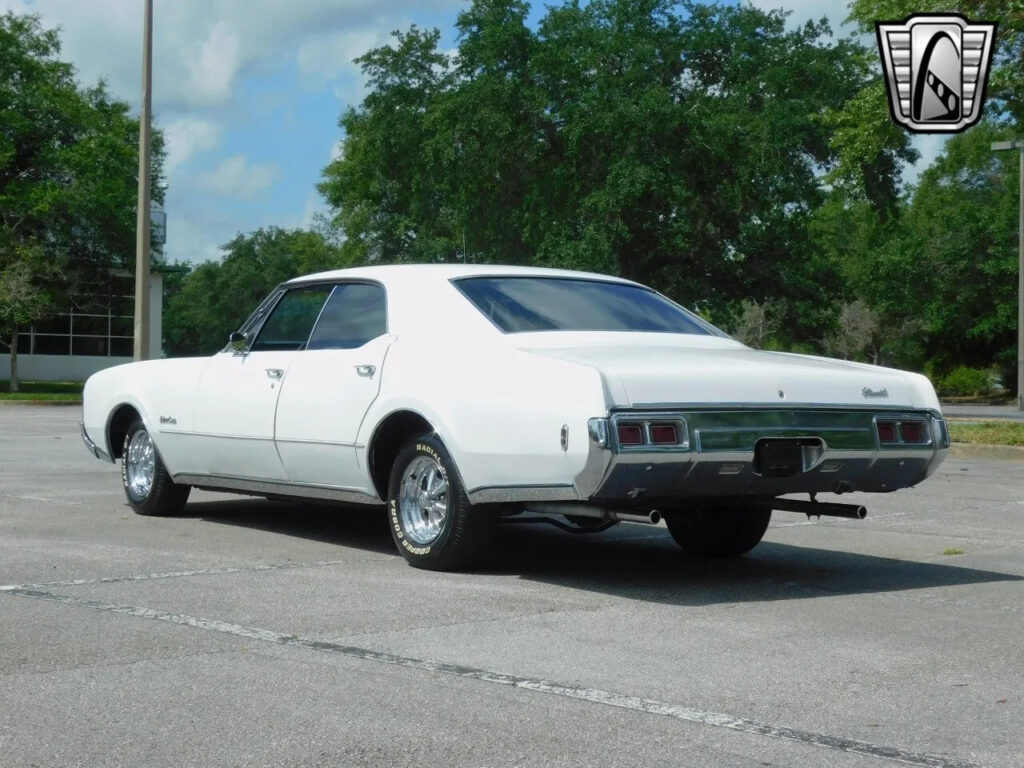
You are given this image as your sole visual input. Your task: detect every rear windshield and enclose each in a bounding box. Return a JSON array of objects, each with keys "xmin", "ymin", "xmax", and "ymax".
[{"xmin": 454, "ymin": 277, "xmax": 716, "ymax": 335}]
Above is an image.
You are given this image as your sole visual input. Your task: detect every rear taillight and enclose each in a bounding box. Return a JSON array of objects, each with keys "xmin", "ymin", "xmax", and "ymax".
[
  {"xmin": 611, "ymin": 416, "xmax": 689, "ymax": 450},
  {"xmin": 617, "ymin": 423, "xmax": 644, "ymax": 445},
  {"xmin": 649, "ymin": 424, "xmax": 678, "ymax": 445},
  {"xmin": 877, "ymin": 419, "xmax": 928, "ymax": 445},
  {"xmin": 877, "ymin": 421, "xmax": 897, "ymax": 443},
  {"xmin": 900, "ymin": 421, "xmax": 924, "ymax": 443}
]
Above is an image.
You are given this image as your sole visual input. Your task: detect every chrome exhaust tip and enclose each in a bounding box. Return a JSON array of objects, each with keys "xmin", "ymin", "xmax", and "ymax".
[{"xmin": 608, "ymin": 509, "xmax": 662, "ymax": 525}]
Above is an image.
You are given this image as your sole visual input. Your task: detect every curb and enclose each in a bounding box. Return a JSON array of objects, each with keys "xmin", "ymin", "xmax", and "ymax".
[{"xmin": 950, "ymin": 442, "xmax": 1024, "ymax": 462}]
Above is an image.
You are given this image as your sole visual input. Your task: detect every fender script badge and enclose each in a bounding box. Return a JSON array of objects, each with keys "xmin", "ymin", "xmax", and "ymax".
[
  {"xmin": 159, "ymin": 415, "xmax": 177, "ymax": 425},
  {"xmin": 862, "ymin": 387, "xmax": 889, "ymax": 399}
]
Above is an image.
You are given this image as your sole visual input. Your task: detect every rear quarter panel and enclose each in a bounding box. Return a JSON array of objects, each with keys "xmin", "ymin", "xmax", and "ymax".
[{"xmin": 362, "ymin": 330, "xmax": 608, "ymax": 495}]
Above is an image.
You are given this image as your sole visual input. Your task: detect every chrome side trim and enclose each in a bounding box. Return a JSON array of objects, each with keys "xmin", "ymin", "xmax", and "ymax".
[
  {"xmin": 172, "ymin": 473, "xmax": 382, "ymax": 505},
  {"xmin": 161, "ymin": 431, "xmax": 276, "ymax": 442},
  {"xmin": 274, "ymin": 437, "xmax": 359, "ymax": 448},
  {"xmin": 81, "ymin": 422, "xmax": 114, "ymax": 464},
  {"xmin": 575, "ymin": 431, "xmax": 615, "ymax": 499},
  {"xmin": 587, "ymin": 418, "xmax": 609, "ymax": 448},
  {"xmin": 160, "ymin": 431, "xmax": 358, "ymax": 448},
  {"xmin": 467, "ymin": 484, "xmax": 580, "ymax": 504}
]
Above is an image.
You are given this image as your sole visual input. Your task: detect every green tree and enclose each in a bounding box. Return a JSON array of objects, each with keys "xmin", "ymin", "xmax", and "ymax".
[
  {"xmin": 163, "ymin": 227, "xmax": 347, "ymax": 356},
  {"xmin": 886, "ymin": 123, "xmax": 1017, "ymax": 376},
  {"xmin": 827, "ymin": 1, "xmax": 1022, "ymax": 211},
  {"xmin": 0, "ymin": 12, "xmax": 162, "ymax": 389},
  {"xmin": 815, "ymin": 122, "xmax": 1018, "ymax": 376},
  {"xmin": 848, "ymin": 1, "xmax": 1023, "ymax": 122},
  {"xmin": 318, "ymin": 26, "xmax": 455, "ymax": 264},
  {"xmin": 321, "ymin": 0, "xmax": 875, "ymax": 345}
]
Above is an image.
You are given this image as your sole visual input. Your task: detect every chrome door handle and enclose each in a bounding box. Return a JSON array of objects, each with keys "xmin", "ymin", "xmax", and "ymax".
[
  {"xmin": 265, "ymin": 368, "xmax": 284, "ymax": 379},
  {"xmin": 355, "ymin": 365, "xmax": 376, "ymax": 377}
]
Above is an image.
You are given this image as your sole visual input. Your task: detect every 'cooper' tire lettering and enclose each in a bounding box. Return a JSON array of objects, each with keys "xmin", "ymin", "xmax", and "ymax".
[{"xmin": 387, "ymin": 433, "xmax": 495, "ymax": 570}]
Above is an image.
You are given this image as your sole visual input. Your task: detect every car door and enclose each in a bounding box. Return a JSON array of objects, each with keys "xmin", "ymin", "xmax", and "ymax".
[
  {"xmin": 192, "ymin": 284, "xmax": 333, "ymax": 481},
  {"xmin": 274, "ymin": 281, "xmax": 392, "ymax": 491}
]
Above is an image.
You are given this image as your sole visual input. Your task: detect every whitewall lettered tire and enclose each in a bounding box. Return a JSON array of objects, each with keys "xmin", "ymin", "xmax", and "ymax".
[{"xmin": 387, "ymin": 434, "xmax": 495, "ymax": 571}]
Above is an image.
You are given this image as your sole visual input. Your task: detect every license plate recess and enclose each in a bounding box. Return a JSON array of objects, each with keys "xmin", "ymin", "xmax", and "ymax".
[{"xmin": 754, "ymin": 437, "xmax": 822, "ymax": 478}]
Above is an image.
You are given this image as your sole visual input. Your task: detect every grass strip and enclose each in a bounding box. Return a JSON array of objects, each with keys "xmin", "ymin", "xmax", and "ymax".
[
  {"xmin": 0, "ymin": 381, "xmax": 83, "ymax": 402},
  {"xmin": 948, "ymin": 420, "xmax": 1024, "ymax": 447}
]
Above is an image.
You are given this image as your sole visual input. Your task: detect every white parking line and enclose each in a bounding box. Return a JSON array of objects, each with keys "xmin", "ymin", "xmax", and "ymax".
[
  {"xmin": 0, "ymin": 559, "xmax": 349, "ymax": 592},
  {"xmin": 5, "ymin": 585, "xmax": 983, "ymax": 768}
]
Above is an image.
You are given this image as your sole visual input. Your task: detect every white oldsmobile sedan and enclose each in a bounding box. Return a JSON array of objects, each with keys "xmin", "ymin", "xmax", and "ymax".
[{"xmin": 82, "ymin": 265, "xmax": 949, "ymax": 570}]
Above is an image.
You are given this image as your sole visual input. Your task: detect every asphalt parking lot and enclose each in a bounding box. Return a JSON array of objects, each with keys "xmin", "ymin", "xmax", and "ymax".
[{"xmin": 2, "ymin": 405, "xmax": 1023, "ymax": 767}]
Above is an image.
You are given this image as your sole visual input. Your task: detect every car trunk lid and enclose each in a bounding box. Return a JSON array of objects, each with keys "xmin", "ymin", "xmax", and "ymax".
[{"xmin": 512, "ymin": 333, "xmax": 916, "ymax": 408}]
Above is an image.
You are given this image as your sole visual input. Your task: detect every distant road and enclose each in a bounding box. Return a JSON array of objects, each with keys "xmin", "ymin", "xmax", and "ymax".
[{"xmin": 941, "ymin": 403, "xmax": 1024, "ymax": 421}]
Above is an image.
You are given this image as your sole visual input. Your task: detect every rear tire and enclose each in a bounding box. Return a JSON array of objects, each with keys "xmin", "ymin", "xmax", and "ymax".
[
  {"xmin": 664, "ymin": 503, "xmax": 771, "ymax": 557},
  {"xmin": 121, "ymin": 420, "xmax": 190, "ymax": 516},
  {"xmin": 387, "ymin": 433, "xmax": 495, "ymax": 571}
]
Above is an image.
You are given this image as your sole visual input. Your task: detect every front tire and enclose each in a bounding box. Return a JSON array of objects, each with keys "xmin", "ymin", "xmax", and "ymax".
[
  {"xmin": 664, "ymin": 503, "xmax": 771, "ymax": 557},
  {"xmin": 121, "ymin": 420, "xmax": 190, "ymax": 516},
  {"xmin": 387, "ymin": 434, "xmax": 495, "ymax": 571}
]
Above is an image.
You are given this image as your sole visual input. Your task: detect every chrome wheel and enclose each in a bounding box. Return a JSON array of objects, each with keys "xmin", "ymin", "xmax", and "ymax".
[
  {"xmin": 398, "ymin": 454, "xmax": 448, "ymax": 545},
  {"xmin": 125, "ymin": 429, "xmax": 156, "ymax": 499}
]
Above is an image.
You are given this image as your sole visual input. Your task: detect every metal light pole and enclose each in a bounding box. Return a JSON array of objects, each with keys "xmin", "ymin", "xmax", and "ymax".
[
  {"xmin": 992, "ymin": 139, "xmax": 1024, "ymax": 410},
  {"xmin": 133, "ymin": 0, "xmax": 153, "ymax": 361}
]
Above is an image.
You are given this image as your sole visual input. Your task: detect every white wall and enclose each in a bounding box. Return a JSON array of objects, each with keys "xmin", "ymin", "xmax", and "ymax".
[
  {"xmin": 0, "ymin": 354, "xmax": 133, "ymax": 382},
  {"xmin": 1, "ymin": 273, "xmax": 164, "ymax": 383}
]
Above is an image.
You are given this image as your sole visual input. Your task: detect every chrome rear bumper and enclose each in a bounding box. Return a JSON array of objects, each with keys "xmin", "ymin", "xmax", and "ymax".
[{"xmin": 574, "ymin": 407, "xmax": 948, "ymax": 503}]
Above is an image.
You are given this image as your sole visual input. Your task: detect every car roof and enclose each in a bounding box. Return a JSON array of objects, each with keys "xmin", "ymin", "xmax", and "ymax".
[{"xmin": 285, "ymin": 263, "xmax": 639, "ymax": 287}]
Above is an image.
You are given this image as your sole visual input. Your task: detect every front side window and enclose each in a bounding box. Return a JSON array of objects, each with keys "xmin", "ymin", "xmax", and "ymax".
[
  {"xmin": 307, "ymin": 283, "xmax": 387, "ymax": 350},
  {"xmin": 454, "ymin": 277, "xmax": 718, "ymax": 335},
  {"xmin": 237, "ymin": 289, "xmax": 284, "ymax": 338},
  {"xmin": 250, "ymin": 285, "xmax": 332, "ymax": 352}
]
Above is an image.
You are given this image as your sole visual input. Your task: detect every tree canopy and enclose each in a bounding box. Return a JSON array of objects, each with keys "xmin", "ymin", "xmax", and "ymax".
[
  {"xmin": 314, "ymin": 0, "xmax": 1023, "ymax": 389},
  {"xmin": 320, "ymin": 0, "xmax": 878, "ymax": 343},
  {"xmin": 0, "ymin": 12, "xmax": 162, "ymax": 388},
  {"xmin": 163, "ymin": 227, "xmax": 346, "ymax": 356}
]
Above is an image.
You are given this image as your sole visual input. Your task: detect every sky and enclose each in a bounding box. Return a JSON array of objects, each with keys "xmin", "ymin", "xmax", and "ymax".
[{"xmin": 2, "ymin": 0, "xmax": 945, "ymax": 266}]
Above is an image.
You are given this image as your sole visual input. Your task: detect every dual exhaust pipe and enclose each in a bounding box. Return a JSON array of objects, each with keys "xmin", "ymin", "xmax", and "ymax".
[
  {"xmin": 524, "ymin": 498, "xmax": 866, "ymax": 525},
  {"xmin": 525, "ymin": 503, "xmax": 661, "ymax": 526},
  {"xmin": 766, "ymin": 497, "xmax": 867, "ymax": 520}
]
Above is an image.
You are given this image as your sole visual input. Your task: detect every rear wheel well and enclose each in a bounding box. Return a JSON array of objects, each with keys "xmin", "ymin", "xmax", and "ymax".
[
  {"xmin": 368, "ymin": 410, "xmax": 434, "ymax": 500},
  {"xmin": 108, "ymin": 405, "xmax": 141, "ymax": 459}
]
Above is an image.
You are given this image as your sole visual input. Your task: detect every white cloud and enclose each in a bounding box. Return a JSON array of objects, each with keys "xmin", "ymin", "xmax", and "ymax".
[
  {"xmin": 197, "ymin": 154, "xmax": 277, "ymax": 198},
  {"xmin": 296, "ymin": 27, "xmax": 388, "ymax": 82},
  {"xmin": 297, "ymin": 192, "xmax": 328, "ymax": 229},
  {"xmin": 4, "ymin": 0, "xmax": 460, "ymax": 112},
  {"xmin": 294, "ymin": 138, "xmax": 346, "ymax": 228},
  {"xmin": 3, "ymin": 0, "xmax": 465, "ymax": 266},
  {"xmin": 162, "ymin": 117, "xmax": 222, "ymax": 172},
  {"xmin": 185, "ymin": 20, "xmax": 240, "ymax": 104}
]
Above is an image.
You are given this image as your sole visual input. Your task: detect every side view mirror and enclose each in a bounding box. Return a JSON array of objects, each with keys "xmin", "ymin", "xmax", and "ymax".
[{"xmin": 228, "ymin": 331, "xmax": 248, "ymax": 355}]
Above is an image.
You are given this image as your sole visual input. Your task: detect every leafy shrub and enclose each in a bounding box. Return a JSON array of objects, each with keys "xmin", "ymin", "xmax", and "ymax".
[{"xmin": 936, "ymin": 366, "xmax": 992, "ymax": 397}]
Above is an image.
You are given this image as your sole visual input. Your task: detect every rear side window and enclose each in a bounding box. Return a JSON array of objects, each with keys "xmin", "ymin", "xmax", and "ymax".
[
  {"xmin": 454, "ymin": 277, "xmax": 716, "ymax": 335},
  {"xmin": 307, "ymin": 283, "xmax": 387, "ymax": 350},
  {"xmin": 250, "ymin": 285, "xmax": 332, "ymax": 352}
]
